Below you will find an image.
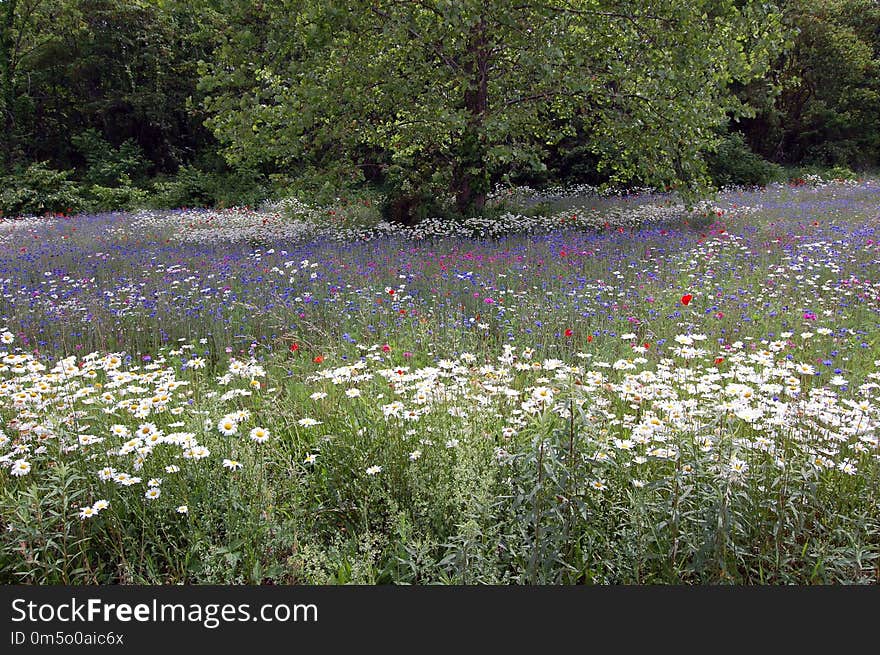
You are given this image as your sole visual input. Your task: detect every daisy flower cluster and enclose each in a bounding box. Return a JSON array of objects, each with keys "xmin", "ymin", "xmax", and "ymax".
[{"xmin": 0, "ymin": 342, "xmax": 273, "ymax": 518}]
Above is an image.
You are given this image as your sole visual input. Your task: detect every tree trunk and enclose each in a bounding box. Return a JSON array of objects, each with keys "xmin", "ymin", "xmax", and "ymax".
[{"xmin": 452, "ymin": 15, "xmax": 489, "ymax": 216}]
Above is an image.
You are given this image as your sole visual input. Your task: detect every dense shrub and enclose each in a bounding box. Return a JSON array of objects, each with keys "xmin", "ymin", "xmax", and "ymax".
[
  {"xmin": 150, "ymin": 166, "xmax": 268, "ymax": 209},
  {"xmin": 826, "ymin": 164, "xmax": 858, "ymax": 180},
  {"xmin": 71, "ymin": 129, "xmax": 149, "ymax": 188},
  {"xmin": 149, "ymin": 166, "xmax": 216, "ymax": 208},
  {"xmin": 706, "ymin": 133, "xmax": 784, "ymax": 188},
  {"xmin": 86, "ymin": 177, "xmax": 150, "ymax": 212},
  {"xmin": 0, "ymin": 162, "xmax": 86, "ymax": 217}
]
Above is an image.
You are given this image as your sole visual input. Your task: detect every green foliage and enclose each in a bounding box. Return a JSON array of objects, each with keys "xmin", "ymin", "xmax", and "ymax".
[
  {"xmin": 738, "ymin": 0, "xmax": 880, "ymax": 168},
  {"xmin": 547, "ymin": 142, "xmax": 609, "ymax": 187},
  {"xmin": 61, "ymin": 129, "xmax": 153, "ymax": 211},
  {"xmin": 2, "ymin": 0, "xmax": 217, "ymax": 180},
  {"xmin": 3, "ymin": 0, "xmax": 878, "ymax": 217},
  {"xmin": 0, "ymin": 161, "xmax": 85, "ymax": 216},
  {"xmin": 72, "ymin": 129, "xmax": 149, "ymax": 187},
  {"xmin": 149, "ymin": 165, "xmax": 268, "ymax": 209},
  {"xmin": 326, "ymin": 194, "xmax": 385, "ymax": 230},
  {"xmin": 0, "ymin": 462, "xmax": 93, "ymax": 584},
  {"xmin": 149, "ymin": 167, "xmax": 221, "ymax": 209},
  {"xmin": 826, "ymin": 165, "xmax": 858, "ymax": 180},
  {"xmin": 85, "ymin": 176, "xmax": 149, "ymax": 212},
  {"xmin": 707, "ymin": 132, "xmax": 785, "ymax": 187}
]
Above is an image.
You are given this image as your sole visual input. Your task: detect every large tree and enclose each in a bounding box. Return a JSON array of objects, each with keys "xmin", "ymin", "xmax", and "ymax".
[{"xmin": 203, "ymin": 1, "xmax": 783, "ymax": 218}]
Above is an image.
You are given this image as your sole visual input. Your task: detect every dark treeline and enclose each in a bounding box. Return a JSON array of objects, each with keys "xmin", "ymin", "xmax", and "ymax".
[{"xmin": 0, "ymin": 0, "xmax": 878, "ymax": 218}]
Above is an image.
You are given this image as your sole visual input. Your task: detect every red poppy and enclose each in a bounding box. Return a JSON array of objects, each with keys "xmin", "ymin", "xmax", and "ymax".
[
  {"xmin": 313, "ymin": 355, "xmax": 324, "ymax": 364},
  {"xmin": 587, "ymin": 335, "xmax": 594, "ymax": 343},
  {"xmin": 564, "ymin": 329, "xmax": 573, "ymax": 338},
  {"xmin": 681, "ymin": 294, "xmax": 693, "ymax": 306},
  {"xmin": 643, "ymin": 342, "xmax": 651, "ymax": 349},
  {"xmin": 289, "ymin": 342, "xmax": 299, "ymax": 352},
  {"xmin": 714, "ymin": 357, "xmax": 724, "ymax": 365}
]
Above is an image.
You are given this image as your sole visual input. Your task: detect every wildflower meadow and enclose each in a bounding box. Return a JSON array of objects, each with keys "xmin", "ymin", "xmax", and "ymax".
[{"xmin": 1, "ymin": 177, "xmax": 879, "ymax": 584}]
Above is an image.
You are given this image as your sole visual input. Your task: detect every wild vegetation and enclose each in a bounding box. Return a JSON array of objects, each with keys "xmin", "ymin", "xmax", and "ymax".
[
  {"xmin": 1, "ymin": 1, "xmax": 879, "ymax": 585},
  {"xmin": 1, "ymin": 177, "xmax": 878, "ymax": 583}
]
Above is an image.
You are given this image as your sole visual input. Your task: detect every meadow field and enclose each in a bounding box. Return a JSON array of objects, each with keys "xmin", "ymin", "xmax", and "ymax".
[{"xmin": 1, "ymin": 177, "xmax": 878, "ymax": 584}]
